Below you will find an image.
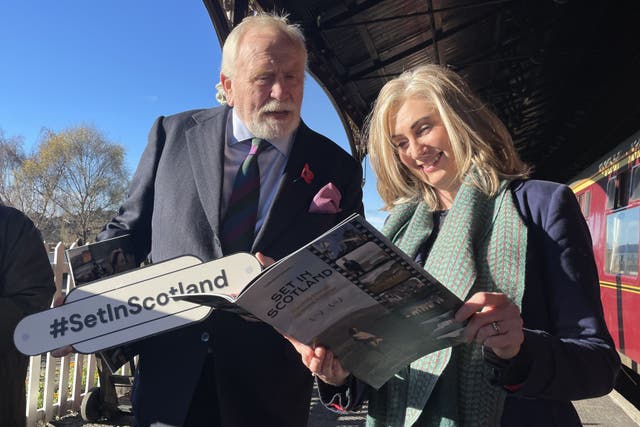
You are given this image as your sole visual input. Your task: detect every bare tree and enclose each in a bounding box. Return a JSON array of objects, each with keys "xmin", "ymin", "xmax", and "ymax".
[
  {"xmin": 22, "ymin": 125, "xmax": 129, "ymax": 242},
  {"xmin": 0, "ymin": 128, "xmax": 59, "ymax": 233},
  {"xmin": 0, "ymin": 129, "xmax": 26, "ymax": 206}
]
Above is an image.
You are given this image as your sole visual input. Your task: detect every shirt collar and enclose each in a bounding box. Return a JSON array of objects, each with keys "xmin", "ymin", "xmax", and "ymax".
[{"xmin": 231, "ymin": 108, "xmax": 294, "ymax": 156}]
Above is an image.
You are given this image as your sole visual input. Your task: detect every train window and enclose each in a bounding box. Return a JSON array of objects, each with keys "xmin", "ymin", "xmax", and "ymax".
[
  {"xmin": 606, "ymin": 179, "xmax": 616, "ymax": 209},
  {"xmin": 605, "ymin": 207, "xmax": 640, "ymax": 276},
  {"xmin": 577, "ymin": 191, "xmax": 591, "ymax": 217},
  {"xmin": 631, "ymin": 165, "xmax": 640, "ymax": 201},
  {"xmin": 618, "ymin": 170, "xmax": 630, "ymax": 207},
  {"xmin": 606, "ymin": 172, "xmax": 630, "ymax": 210}
]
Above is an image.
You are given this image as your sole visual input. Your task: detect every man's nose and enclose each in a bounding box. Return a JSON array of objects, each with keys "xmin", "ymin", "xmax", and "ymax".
[{"xmin": 270, "ymin": 78, "xmax": 286, "ymax": 100}]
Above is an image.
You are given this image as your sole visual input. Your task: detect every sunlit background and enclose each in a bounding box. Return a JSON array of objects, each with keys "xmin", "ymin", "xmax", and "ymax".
[{"xmin": 0, "ymin": 1, "xmax": 386, "ymax": 230}]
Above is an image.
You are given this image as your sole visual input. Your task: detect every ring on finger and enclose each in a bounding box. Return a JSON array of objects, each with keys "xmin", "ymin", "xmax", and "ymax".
[{"xmin": 491, "ymin": 321, "xmax": 501, "ymax": 335}]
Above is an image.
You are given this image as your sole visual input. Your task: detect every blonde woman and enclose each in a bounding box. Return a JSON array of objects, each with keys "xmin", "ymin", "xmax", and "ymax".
[{"xmin": 288, "ymin": 64, "xmax": 619, "ymax": 426}]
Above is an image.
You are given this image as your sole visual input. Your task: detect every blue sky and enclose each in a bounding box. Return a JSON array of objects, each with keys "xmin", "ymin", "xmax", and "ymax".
[{"xmin": 0, "ymin": 0, "xmax": 386, "ymax": 229}]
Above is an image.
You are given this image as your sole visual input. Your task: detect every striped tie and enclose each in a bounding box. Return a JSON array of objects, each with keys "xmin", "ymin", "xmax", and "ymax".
[{"xmin": 220, "ymin": 138, "xmax": 266, "ymax": 254}]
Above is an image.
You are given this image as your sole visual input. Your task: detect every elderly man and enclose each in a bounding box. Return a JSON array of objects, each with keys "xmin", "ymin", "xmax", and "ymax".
[{"xmin": 98, "ymin": 12, "xmax": 363, "ymax": 427}]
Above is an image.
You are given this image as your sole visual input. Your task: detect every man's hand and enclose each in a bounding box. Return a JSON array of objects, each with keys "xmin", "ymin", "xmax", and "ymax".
[{"xmin": 254, "ymin": 252, "xmax": 275, "ymax": 268}]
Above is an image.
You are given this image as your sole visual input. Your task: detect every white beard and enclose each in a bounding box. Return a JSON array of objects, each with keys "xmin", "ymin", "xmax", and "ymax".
[{"xmin": 248, "ymin": 115, "xmax": 300, "ymax": 140}]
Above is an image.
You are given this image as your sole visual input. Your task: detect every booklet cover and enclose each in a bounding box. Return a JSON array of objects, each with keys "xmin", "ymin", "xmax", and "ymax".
[
  {"xmin": 173, "ymin": 214, "xmax": 465, "ymax": 389},
  {"xmin": 66, "ymin": 234, "xmax": 139, "ymax": 287},
  {"xmin": 65, "ymin": 235, "xmax": 139, "ymax": 372}
]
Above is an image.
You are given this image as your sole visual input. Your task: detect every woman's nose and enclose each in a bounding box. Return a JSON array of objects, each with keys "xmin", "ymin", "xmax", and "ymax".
[{"xmin": 407, "ymin": 139, "xmax": 428, "ymax": 157}]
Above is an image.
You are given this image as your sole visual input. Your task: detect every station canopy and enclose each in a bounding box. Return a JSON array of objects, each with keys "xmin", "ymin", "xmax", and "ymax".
[{"xmin": 203, "ymin": 0, "xmax": 640, "ymax": 183}]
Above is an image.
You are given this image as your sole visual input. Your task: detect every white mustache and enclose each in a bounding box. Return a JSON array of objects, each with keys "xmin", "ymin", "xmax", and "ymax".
[{"xmin": 260, "ymin": 101, "xmax": 295, "ymax": 114}]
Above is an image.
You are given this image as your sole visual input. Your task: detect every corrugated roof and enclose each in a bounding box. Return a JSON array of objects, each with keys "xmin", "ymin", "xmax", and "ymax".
[{"xmin": 204, "ymin": 0, "xmax": 640, "ymax": 182}]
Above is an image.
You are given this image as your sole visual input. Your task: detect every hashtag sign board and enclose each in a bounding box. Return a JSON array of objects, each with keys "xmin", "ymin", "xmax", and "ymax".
[{"xmin": 14, "ymin": 253, "xmax": 262, "ymax": 356}]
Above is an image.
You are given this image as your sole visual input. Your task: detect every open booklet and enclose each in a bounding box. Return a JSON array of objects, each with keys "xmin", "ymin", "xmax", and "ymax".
[{"xmin": 173, "ymin": 213, "xmax": 465, "ymax": 389}]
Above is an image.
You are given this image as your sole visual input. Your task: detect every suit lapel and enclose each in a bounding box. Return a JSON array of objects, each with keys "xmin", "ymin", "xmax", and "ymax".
[
  {"xmin": 252, "ymin": 123, "xmax": 319, "ymax": 252},
  {"xmin": 185, "ymin": 107, "xmax": 230, "ymax": 252}
]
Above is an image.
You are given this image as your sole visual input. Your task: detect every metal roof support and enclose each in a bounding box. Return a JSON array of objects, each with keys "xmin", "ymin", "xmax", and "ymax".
[
  {"xmin": 426, "ymin": 0, "xmax": 440, "ymax": 64},
  {"xmin": 232, "ymin": 0, "xmax": 250, "ymax": 26},
  {"xmin": 203, "ymin": 0, "xmax": 233, "ymax": 42}
]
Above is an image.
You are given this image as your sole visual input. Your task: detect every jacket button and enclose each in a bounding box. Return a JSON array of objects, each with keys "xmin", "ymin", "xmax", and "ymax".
[{"xmin": 200, "ymin": 332, "xmax": 210, "ymax": 342}]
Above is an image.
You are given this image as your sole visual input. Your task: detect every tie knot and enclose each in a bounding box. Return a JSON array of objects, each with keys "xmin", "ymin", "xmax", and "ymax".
[{"xmin": 249, "ymin": 138, "xmax": 264, "ymax": 156}]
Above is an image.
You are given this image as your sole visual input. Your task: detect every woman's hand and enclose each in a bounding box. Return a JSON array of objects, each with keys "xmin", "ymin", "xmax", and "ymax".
[
  {"xmin": 455, "ymin": 291, "xmax": 524, "ymax": 359},
  {"xmin": 259, "ymin": 251, "xmax": 351, "ymax": 385},
  {"xmin": 284, "ymin": 335, "xmax": 351, "ymax": 387}
]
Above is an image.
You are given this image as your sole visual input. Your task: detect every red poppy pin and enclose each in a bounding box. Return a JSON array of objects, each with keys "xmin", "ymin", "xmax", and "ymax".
[{"xmin": 300, "ymin": 163, "xmax": 314, "ymax": 184}]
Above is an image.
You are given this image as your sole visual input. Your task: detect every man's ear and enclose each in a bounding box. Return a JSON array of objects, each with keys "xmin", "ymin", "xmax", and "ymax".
[{"xmin": 220, "ymin": 73, "xmax": 234, "ymax": 106}]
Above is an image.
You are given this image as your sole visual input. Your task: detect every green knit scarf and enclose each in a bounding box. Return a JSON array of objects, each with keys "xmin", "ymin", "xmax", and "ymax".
[{"xmin": 367, "ymin": 179, "xmax": 527, "ymax": 427}]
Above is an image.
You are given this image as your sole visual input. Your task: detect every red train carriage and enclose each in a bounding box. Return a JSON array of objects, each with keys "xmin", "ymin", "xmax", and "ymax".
[{"xmin": 569, "ymin": 130, "xmax": 640, "ymax": 374}]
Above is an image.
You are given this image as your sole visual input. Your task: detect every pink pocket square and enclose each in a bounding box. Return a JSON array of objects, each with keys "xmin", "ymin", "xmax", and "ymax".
[{"xmin": 309, "ymin": 183, "xmax": 342, "ymax": 214}]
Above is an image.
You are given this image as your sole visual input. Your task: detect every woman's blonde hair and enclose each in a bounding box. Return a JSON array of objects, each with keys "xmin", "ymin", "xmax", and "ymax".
[{"xmin": 366, "ymin": 64, "xmax": 530, "ymax": 210}]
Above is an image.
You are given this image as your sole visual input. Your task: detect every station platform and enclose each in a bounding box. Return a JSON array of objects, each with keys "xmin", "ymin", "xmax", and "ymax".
[
  {"xmin": 49, "ymin": 382, "xmax": 640, "ymax": 426},
  {"xmin": 308, "ymin": 387, "xmax": 640, "ymax": 427},
  {"xmin": 574, "ymin": 390, "xmax": 640, "ymax": 427}
]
